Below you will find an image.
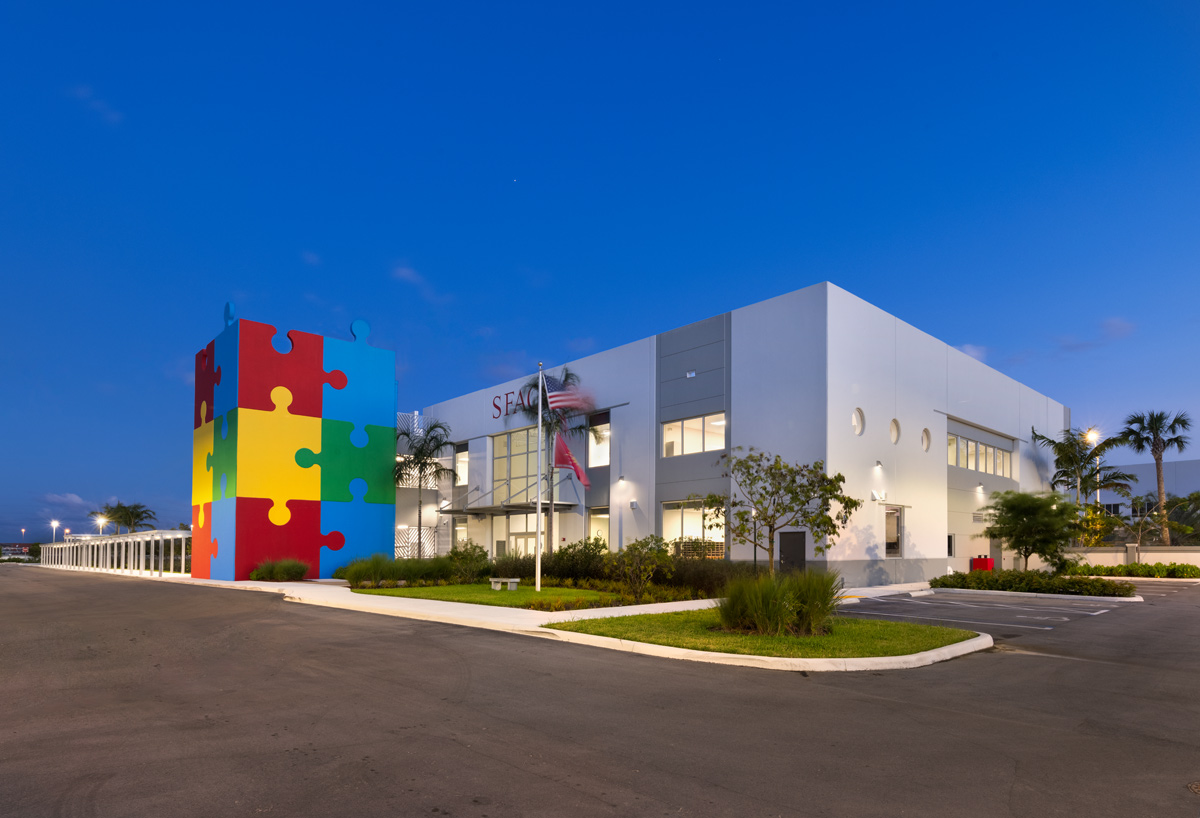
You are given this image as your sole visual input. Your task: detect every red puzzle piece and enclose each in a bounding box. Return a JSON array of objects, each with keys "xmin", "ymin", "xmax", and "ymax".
[
  {"xmin": 190, "ymin": 503, "xmax": 214, "ymax": 579},
  {"xmin": 238, "ymin": 320, "xmax": 346, "ymax": 419},
  {"xmin": 234, "ymin": 497, "xmax": 344, "ymax": 580},
  {"xmin": 194, "ymin": 341, "xmax": 221, "ymax": 428}
]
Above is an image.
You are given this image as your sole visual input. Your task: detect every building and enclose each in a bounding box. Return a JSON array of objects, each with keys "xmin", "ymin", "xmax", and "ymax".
[
  {"xmin": 1099, "ymin": 459, "xmax": 1200, "ymax": 515},
  {"xmin": 404, "ymin": 282, "xmax": 1069, "ymax": 587}
]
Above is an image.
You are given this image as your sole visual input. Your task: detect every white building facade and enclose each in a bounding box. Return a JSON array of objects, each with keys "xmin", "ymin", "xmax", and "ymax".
[{"xmin": 411, "ymin": 282, "xmax": 1069, "ymax": 587}]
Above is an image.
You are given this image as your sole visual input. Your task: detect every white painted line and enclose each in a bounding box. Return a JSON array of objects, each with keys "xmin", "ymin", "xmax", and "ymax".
[
  {"xmin": 841, "ymin": 610, "xmax": 1054, "ymax": 630},
  {"xmin": 1016, "ymin": 615, "xmax": 1069, "ymax": 622},
  {"xmin": 866, "ymin": 596, "xmax": 1105, "ymax": 615}
]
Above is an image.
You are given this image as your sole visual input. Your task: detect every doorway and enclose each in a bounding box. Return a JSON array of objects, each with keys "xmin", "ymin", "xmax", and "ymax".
[{"xmin": 779, "ymin": 531, "xmax": 806, "ymax": 573}]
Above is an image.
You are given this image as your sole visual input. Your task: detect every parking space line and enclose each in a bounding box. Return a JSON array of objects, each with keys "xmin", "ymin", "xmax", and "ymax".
[
  {"xmin": 865, "ymin": 597, "xmax": 1110, "ymax": 615},
  {"xmin": 841, "ymin": 610, "xmax": 1054, "ymax": 630}
]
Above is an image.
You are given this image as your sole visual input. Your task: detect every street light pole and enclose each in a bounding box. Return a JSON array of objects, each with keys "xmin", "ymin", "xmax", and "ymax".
[{"xmin": 51, "ymin": 520, "xmax": 59, "ymax": 542}]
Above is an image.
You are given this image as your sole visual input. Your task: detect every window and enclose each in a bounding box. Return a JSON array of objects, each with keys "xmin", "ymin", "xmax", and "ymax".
[
  {"xmin": 921, "ymin": 428, "xmax": 931, "ymax": 452},
  {"xmin": 885, "ymin": 506, "xmax": 902, "ymax": 557},
  {"xmin": 452, "ymin": 516, "xmax": 468, "ymax": 548},
  {"xmin": 852, "ymin": 408, "xmax": 865, "ymax": 436},
  {"xmin": 1102, "ymin": 503, "xmax": 1122, "ymax": 516},
  {"xmin": 492, "ymin": 427, "xmax": 556, "ymax": 505},
  {"xmin": 662, "ymin": 500, "xmax": 725, "ymax": 543},
  {"xmin": 948, "ymin": 432, "xmax": 1013, "ymax": 478},
  {"xmin": 455, "ymin": 443, "xmax": 469, "ymax": 486},
  {"xmin": 662, "ymin": 412, "xmax": 725, "ymax": 457},
  {"xmin": 890, "ymin": 419, "xmax": 901, "ymax": 444},
  {"xmin": 947, "ymin": 534, "xmax": 955, "ymax": 558},
  {"xmin": 588, "ymin": 412, "xmax": 610, "ymax": 468},
  {"xmin": 587, "ymin": 507, "xmax": 609, "ymax": 545}
]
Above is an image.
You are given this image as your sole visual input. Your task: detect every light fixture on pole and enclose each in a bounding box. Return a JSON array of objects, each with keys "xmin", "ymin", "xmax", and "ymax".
[
  {"xmin": 96, "ymin": 516, "xmax": 107, "ymax": 536},
  {"xmin": 1085, "ymin": 428, "xmax": 1101, "ymax": 504},
  {"xmin": 51, "ymin": 520, "xmax": 59, "ymax": 542}
]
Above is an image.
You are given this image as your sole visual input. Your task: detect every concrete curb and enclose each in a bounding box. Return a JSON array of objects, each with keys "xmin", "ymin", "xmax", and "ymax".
[
  {"xmin": 532, "ymin": 627, "xmax": 994, "ymax": 672},
  {"xmin": 929, "ymin": 587, "xmax": 1144, "ymax": 603},
  {"xmin": 1075, "ymin": 576, "xmax": 1200, "ymax": 584}
]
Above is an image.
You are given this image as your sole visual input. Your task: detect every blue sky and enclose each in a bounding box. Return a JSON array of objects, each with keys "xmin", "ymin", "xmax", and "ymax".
[{"xmin": 2, "ymin": 1, "xmax": 1198, "ymax": 540}]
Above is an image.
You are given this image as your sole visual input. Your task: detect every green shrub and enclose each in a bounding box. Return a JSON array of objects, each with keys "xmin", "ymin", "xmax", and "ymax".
[
  {"xmin": 448, "ymin": 539, "xmax": 490, "ymax": 584},
  {"xmin": 930, "ymin": 569, "xmax": 1135, "ymax": 597},
  {"xmin": 331, "ymin": 565, "xmax": 349, "ymax": 580},
  {"xmin": 248, "ymin": 559, "xmax": 310, "ymax": 581},
  {"xmin": 394, "ymin": 556, "xmax": 453, "ymax": 584},
  {"xmin": 545, "ymin": 536, "xmax": 609, "ymax": 581},
  {"xmin": 718, "ymin": 570, "xmax": 843, "ymax": 636},
  {"xmin": 344, "ymin": 553, "xmax": 400, "ymax": 588},
  {"xmin": 659, "ymin": 557, "xmax": 757, "ymax": 597},
  {"xmin": 608, "ymin": 535, "xmax": 674, "ymax": 604},
  {"xmin": 1064, "ymin": 561, "xmax": 1200, "ymax": 579},
  {"xmin": 492, "ymin": 554, "xmax": 536, "ymax": 579}
]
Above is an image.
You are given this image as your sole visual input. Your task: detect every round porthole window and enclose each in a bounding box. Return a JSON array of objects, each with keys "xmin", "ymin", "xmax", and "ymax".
[
  {"xmin": 852, "ymin": 408, "xmax": 865, "ymax": 436},
  {"xmin": 921, "ymin": 428, "xmax": 931, "ymax": 452},
  {"xmin": 890, "ymin": 419, "xmax": 901, "ymax": 444}
]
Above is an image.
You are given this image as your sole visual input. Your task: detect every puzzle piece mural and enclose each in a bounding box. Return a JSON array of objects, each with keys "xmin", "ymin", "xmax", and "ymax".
[{"xmin": 191, "ymin": 305, "xmax": 396, "ymax": 580}]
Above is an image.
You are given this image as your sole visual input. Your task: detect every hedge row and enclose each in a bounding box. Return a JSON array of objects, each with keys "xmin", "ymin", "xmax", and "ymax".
[
  {"xmin": 1064, "ymin": 562, "xmax": 1200, "ymax": 579},
  {"xmin": 929, "ymin": 569, "xmax": 1136, "ymax": 597}
]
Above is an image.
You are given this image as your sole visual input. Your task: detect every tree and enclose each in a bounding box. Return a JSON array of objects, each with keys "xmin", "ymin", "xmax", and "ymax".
[
  {"xmin": 1115, "ymin": 493, "xmax": 1193, "ymax": 560},
  {"xmin": 105, "ymin": 502, "xmax": 158, "ymax": 534},
  {"xmin": 395, "ymin": 419, "xmax": 456, "ymax": 559},
  {"xmin": 703, "ymin": 448, "xmax": 863, "ymax": 577},
  {"xmin": 976, "ymin": 491, "xmax": 1079, "ymax": 572},
  {"xmin": 607, "ymin": 535, "xmax": 673, "ymax": 603},
  {"xmin": 1031, "ymin": 427, "xmax": 1134, "ymax": 505},
  {"xmin": 515, "ymin": 366, "xmax": 602, "ymax": 555},
  {"xmin": 1118, "ymin": 411, "xmax": 1192, "ymax": 546},
  {"xmin": 88, "ymin": 503, "xmax": 119, "ymax": 535}
]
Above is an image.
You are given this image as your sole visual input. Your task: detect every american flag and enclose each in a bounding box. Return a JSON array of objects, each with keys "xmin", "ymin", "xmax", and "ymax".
[
  {"xmin": 554, "ymin": 433, "xmax": 591, "ymax": 489},
  {"xmin": 543, "ymin": 372, "xmax": 589, "ymax": 411}
]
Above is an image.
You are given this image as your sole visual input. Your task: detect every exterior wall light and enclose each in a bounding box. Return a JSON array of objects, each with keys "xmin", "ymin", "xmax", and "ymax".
[{"xmin": 875, "ymin": 460, "xmax": 883, "ymax": 468}]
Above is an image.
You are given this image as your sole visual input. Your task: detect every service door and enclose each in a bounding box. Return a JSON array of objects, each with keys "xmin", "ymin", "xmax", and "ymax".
[{"xmin": 779, "ymin": 531, "xmax": 806, "ymax": 573}]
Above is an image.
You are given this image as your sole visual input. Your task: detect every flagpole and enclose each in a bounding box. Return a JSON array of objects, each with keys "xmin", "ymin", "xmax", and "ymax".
[{"xmin": 535, "ymin": 362, "xmax": 543, "ymax": 593}]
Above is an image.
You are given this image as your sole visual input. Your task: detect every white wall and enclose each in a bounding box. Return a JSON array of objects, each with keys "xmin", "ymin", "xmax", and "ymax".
[
  {"xmin": 823, "ymin": 284, "xmax": 1068, "ymax": 569},
  {"xmin": 728, "ymin": 282, "xmax": 828, "ymax": 561}
]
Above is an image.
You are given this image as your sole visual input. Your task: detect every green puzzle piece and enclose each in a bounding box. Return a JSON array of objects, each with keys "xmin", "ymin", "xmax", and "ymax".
[
  {"xmin": 295, "ymin": 420, "xmax": 396, "ymax": 505},
  {"xmin": 207, "ymin": 409, "xmax": 239, "ymax": 500}
]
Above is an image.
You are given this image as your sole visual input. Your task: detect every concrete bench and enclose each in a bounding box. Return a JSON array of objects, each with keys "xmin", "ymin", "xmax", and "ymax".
[{"xmin": 489, "ymin": 577, "xmax": 520, "ymax": 591}]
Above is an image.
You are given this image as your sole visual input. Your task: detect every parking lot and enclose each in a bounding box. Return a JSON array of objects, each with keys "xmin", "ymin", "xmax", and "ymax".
[{"xmin": 3, "ymin": 567, "xmax": 1200, "ymax": 817}]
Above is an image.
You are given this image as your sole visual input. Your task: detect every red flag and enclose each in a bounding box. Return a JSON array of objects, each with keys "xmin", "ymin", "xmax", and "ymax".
[{"xmin": 554, "ymin": 433, "xmax": 590, "ymax": 489}]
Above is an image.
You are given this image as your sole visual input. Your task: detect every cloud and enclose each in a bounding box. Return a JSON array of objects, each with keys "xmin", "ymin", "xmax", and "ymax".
[
  {"xmin": 301, "ymin": 251, "xmax": 321, "ymax": 266},
  {"xmin": 42, "ymin": 493, "xmax": 91, "ymax": 509},
  {"xmin": 1054, "ymin": 317, "xmax": 1135, "ymax": 355},
  {"xmin": 392, "ymin": 265, "xmax": 453, "ymax": 305},
  {"xmin": 957, "ymin": 344, "xmax": 987, "ymax": 363},
  {"xmin": 69, "ymin": 85, "xmax": 123, "ymax": 125},
  {"xmin": 1102, "ymin": 317, "xmax": 1134, "ymax": 340}
]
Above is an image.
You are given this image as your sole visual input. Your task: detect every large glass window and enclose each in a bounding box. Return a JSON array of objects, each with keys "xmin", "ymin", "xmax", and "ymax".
[
  {"xmin": 492, "ymin": 427, "xmax": 555, "ymax": 504},
  {"xmin": 947, "ymin": 434, "xmax": 958, "ymax": 466},
  {"xmin": 662, "ymin": 412, "xmax": 726, "ymax": 457},
  {"xmin": 662, "ymin": 500, "xmax": 725, "ymax": 546},
  {"xmin": 589, "ymin": 412, "xmax": 610, "ymax": 468}
]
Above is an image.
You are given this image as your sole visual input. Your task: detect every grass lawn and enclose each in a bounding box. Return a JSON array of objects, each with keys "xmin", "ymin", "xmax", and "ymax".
[
  {"xmin": 355, "ymin": 583, "xmax": 618, "ymax": 609},
  {"xmin": 545, "ymin": 609, "xmax": 975, "ymax": 659}
]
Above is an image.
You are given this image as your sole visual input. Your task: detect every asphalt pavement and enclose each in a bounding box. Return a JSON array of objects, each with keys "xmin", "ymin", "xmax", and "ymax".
[{"xmin": 3, "ymin": 566, "xmax": 1199, "ymax": 817}]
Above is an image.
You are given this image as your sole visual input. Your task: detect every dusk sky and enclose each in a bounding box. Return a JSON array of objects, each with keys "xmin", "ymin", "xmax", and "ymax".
[{"xmin": 2, "ymin": 1, "xmax": 1199, "ymax": 541}]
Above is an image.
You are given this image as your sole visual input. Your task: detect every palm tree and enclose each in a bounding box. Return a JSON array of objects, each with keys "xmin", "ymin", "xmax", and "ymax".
[
  {"xmin": 1119, "ymin": 411, "xmax": 1192, "ymax": 545},
  {"xmin": 88, "ymin": 503, "xmax": 119, "ymax": 535},
  {"xmin": 113, "ymin": 503, "xmax": 158, "ymax": 533},
  {"xmin": 395, "ymin": 419, "xmax": 456, "ymax": 559},
  {"xmin": 516, "ymin": 366, "xmax": 603, "ymax": 554},
  {"xmin": 1031, "ymin": 427, "xmax": 1134, "ymax": 505}
]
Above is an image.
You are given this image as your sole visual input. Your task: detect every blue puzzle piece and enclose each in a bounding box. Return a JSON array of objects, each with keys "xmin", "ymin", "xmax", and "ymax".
[
  {"xmin": 322, "ymin": 319, "xmax": 396, "ymax": 428},
  {"xmin": 212, "ymin": 306, "xmax": 241, "ymax": 419},
  {"xmin": 210, "ymin": 497, "xmax": 238, "ymax": 581},
  {"xmin": 320, "ymin": 478, "xmax": 395, "ymax": 577}
]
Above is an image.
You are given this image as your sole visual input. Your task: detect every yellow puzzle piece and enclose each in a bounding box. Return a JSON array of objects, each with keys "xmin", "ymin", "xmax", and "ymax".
[{"xmin": 237, "ymin": 386, "xmax": 321, "ymax": 525}]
